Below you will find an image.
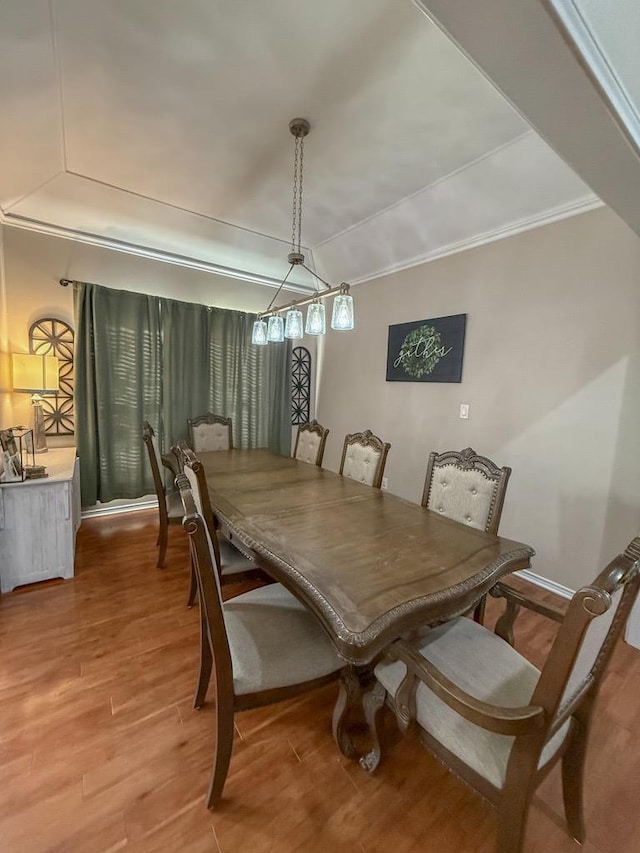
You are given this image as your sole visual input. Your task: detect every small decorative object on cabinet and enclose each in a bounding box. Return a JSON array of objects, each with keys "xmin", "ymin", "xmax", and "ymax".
[
  {"xmin": 0, "ymin": 447, "xmax": 81, "ymax": 593},
  {"xmin": 0, "ymin": 427, "xmax": 36, "ymax": 482}
]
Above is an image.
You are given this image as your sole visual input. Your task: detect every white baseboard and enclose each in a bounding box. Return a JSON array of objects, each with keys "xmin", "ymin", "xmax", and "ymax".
[
  {"xmin": 81, "ymin": 498, "xmax": 158, "ymax": 519},
  {"xmin": 514, "ymin": 569, "xmax": 574, "ymax": 600}
]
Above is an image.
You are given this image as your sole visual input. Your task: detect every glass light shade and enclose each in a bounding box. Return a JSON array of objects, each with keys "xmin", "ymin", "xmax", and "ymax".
[
  {"xmin": 267, "ymin": 314, "xmax": 285, "ymax": 342},
  {"xmin": 251, "ymin": 318, "xmax": 268, "ymax": 345},
  {"xmin": 12, "ymin": 353, "xmax": 59, "ymax": 394},
  {"xmin": 284, "ymin": 308, "xmax": 304, "ymax": 339},
  {"xmin": 331, "ymin": 293, "xmax": 355, "ymax": 331},
  {"xmin": 305, "ymin": 301, "xmax": 326, "ymax": 335}
]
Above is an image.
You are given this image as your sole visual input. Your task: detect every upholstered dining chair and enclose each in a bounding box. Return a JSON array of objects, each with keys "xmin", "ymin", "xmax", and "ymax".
[
  {"xmin": 293, "ymin": 419, "xmax": 330, "ymax": 466},
  {"xmin": 177, "ymin": 474, "xmax": 345, "ymax": 808},
  {"xmin": 142, "ymin": 421, "xmax": 183, "ymax": 568},
  {"xmin": 173, "ymin": 442, "xmax": 265, "ymax": 606},
  {"xmin": 187, "ymin": 413, "xmax": 232, "ymax": 453},
  {"xmin": 422, "ymin": 446, "xmax": 511, "ymax": 534},
  {"xmin": 422, "ymin": 447, "xmax": 511, "ymax": 622},
  {"xmin": 360, "ymin": 536, "xmax": 640, "ymax": 853},
  {"xmin": 339, "ymin": 429, "xmax": 391, "ymax": 489}
]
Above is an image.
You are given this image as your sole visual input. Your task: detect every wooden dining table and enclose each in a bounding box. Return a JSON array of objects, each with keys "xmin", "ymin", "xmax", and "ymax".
[{"xmin": 199, "ymin": 448, "xmax": 534, "ymax": 754}]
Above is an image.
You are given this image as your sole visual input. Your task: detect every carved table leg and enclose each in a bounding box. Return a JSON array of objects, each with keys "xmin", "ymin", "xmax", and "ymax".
[
  {"xmin": 359, "ymin": 680, "xmax": 386, "ymax": 773},
  {"xmin": 332, "ymin": 665, "xmax": 372, "ymax": 759}
]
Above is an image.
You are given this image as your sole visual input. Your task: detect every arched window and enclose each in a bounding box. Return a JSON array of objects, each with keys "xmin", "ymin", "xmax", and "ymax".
[
  {"xmin": 29, "ymin": 318, "xmax": 75, "ymax": 435},
  {"xmin": 291, "ymin": 346, "xmax": 311, "ymax": 425}
]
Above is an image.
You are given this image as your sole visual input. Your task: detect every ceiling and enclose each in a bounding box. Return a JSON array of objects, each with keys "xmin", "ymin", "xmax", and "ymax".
[{"xmin": 0, "ymin": 0, "xmax": 603, "ymax": 295}]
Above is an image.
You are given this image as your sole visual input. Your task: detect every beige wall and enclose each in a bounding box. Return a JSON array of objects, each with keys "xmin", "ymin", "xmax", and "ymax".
[
  {"xmin": 316, "ymin": 207, "xmax": 640, "ymax": 590},
  {"xmin": 0, "ymin": 224, "xmax": 299, "ymax": 431}
]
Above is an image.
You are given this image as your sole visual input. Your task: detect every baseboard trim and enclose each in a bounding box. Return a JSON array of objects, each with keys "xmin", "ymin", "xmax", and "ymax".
[
  {"xmin": 514, "ymin": 568, "xmax": 574, "ymax": 600},
  {"xmin": 81, "ymin": 499, "xmax": 158, "ymax": 519}
]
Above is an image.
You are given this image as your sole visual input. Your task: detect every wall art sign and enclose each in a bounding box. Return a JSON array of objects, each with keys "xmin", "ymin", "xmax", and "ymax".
[{"xmin": 386, "ymin": 313, "xmax": 466, "ymax": 383}]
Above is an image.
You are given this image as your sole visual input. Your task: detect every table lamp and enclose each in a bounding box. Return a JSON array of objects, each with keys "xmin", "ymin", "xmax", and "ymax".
[{"xmin": 11, "ymin": 353, "xmax": 59, "ymax": 453}]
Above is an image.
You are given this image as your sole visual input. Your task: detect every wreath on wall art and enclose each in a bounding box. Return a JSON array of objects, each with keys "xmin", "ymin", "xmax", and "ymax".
[{"xmin": 396, "ymin": 323, "xmax": 445, "ymax": 379}]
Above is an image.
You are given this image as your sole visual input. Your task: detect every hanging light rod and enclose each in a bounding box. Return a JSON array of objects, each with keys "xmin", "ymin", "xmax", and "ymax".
[{"xmin": 252, "ymin": 118, "xmax": 355, "ymax": 345}]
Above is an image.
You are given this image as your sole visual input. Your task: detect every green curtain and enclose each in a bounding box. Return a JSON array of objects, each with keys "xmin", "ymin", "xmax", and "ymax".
[{"xmin": 75, "ymin": 282, "xmax": 292, "ymax": 506}]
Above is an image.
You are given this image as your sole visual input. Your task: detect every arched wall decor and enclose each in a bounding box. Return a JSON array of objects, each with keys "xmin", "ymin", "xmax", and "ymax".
[
  {"xmin": 29, "ymin": 318, "xmax": 75, "ymax": 435},
  {"xmin": 291, "ymin": 346, "xmax": 311, "ymax": 426}
]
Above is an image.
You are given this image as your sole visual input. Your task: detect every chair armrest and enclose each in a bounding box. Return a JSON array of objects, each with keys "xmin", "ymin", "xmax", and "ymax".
[
  {"xmin": 490, "ymin": 582, "xmax": 564, "ymax": 646},
  {"xmin": 490, "ymin": 582, "xmax": 565, "ymax": 622},
  {"xmin": 161, "ymin": 450, "xmax": 180, "ymax": 477},
  {"xmin": 389, "ymin": 638, "xmax": 545, "ymax": 737}
]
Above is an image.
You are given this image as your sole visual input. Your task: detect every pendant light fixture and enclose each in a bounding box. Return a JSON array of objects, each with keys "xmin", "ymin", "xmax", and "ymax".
[{"xmin": 251, "ymin": 118, "xmax": 355, "ymax": 345}]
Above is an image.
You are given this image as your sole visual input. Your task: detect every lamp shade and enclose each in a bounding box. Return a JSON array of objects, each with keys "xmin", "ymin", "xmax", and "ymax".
[
  {"xmin": 251, "ymin": 319, "xmax": 268, "ymax": 346},
  {"xmin": 12, "ymin": 354, "xmax": 59, "ymax": 394},
  {"xmin": 284, "ymin": 309, "xmax": 304, "ymax": 339},
  {"xmin": 267, "ymin": 314, "xmax": 285, "ymax": 342},
  {"xmin": 331, "ymin": 291, "xmax": 355, "ymax": 331},
  {"xmin": 305, "ymin": 301, "xmax": 326, "ymax": 335}
]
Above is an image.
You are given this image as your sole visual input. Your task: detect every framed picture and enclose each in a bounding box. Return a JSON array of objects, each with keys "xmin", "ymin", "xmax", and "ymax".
[
  {"xmin": 386, "ymin": 313, "xmax": 467, "ymax": 383},
  {"xmin": 0, "ymin": 429, "xmax": 18, "ymax": 457}
]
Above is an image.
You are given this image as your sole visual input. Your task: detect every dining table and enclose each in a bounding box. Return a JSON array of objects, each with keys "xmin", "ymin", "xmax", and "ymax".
[{"xmin": 199, "ymin": 448, "xmax": 535, "ymax": 756}]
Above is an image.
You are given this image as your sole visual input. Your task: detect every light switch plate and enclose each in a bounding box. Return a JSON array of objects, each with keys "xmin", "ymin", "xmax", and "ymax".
[{"xmin": 460, "ymin": 404, "xmax": 469, "ymax": 419}]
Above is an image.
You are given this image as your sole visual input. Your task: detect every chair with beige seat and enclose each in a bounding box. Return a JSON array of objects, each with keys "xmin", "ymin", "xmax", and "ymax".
[
  {"xmin": 422, "ymin": 446, "xmax": 511, "ymax": 534},
  {"xmin": 293, "ymin": 419, "xmax": 329, "ymax": 466},
  {"xmin": 422, "ymin": 446, "xmax": 511, "ymax": 622},
  {"xmin": 361, "ymin": 535, "xmax": 640, "ymax": 853},
  {"xmin": 187, "ymin": 413, "xmax": 233, "ymax": 452},
  {"xmin": 339, "ymin": 429, "xmax": 391, "ymax": 489},
  {"xmin": 142, "ymin": 421, "xmax": 183, "ymax": 568},
  {"xmin": 177, "ymin": 474, "xmax": 345, "ymax": 808},
  {"xmin": 173, "ymin": 443, "xmax": 264, "ymax": 606}
]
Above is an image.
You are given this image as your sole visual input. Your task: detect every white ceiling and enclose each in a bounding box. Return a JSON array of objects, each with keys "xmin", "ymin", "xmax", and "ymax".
[{"xmin": 0, "ymin": 0, "xmax": 599, "ymax": 295}]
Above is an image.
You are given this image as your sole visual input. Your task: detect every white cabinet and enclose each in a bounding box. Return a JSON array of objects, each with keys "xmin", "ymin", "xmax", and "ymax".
[{"xmin": 0, "ymin": 447, "xmax": 81, "ymax": 593}]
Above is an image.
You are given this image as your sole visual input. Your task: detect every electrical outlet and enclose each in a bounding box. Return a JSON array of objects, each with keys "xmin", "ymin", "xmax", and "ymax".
[
  {"xmin": 459, "ymin": 403, "xmax": 469, "ymax": 419},
  {"xmin": 381, "ymin": 477, "xmax": 388, "ymax": 490}
]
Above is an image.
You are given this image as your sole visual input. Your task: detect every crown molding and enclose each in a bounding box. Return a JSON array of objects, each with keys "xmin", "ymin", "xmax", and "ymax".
[
  {"xmin": 0, "ymin": 211, "xmax": 318, "ymax": 295},
  {"xmin": 345, "ymin": 194, "xmax": 602, "ymax": 286}
]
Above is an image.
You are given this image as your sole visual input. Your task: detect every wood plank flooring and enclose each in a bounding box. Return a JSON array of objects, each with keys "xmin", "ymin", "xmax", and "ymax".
[{"xmin": 1, "ymin": 510, "xmax": 639, "ymax": 852}]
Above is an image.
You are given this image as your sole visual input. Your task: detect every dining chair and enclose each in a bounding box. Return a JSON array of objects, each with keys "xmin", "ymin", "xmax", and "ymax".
[
  {"xmin": 339, "ymin": 429, "xmax": 391, "ymax": 489},
  {"xmin": 293, "ymin": 419, "xmax": 330, "ymax": 466},
  {"xmin": 177, "ymin": 474, "xmax": 345, "ymax": 808},
  {"xmin": 422, "ymin": 446, "xmax": 511, "ymax": 622},
  {"xmin": 142, "ymin": 421, "xmax": 183, "ymax": 568},
  {"xmin": 187, "ymin": 412, "xmax": 233, "ymax": 452},
  {"xmin": 360, "ymin": 535, "xmax": 640, "ymax": 853},
  {"xmin": 173, "ymin": 442, "xmax": 266, "ymax": 606}
]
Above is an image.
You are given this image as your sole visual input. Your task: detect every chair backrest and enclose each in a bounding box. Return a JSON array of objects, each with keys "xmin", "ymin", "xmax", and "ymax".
[
  {"xmin": 421, "ymin": 447, "xmax": 511, "ymax": 534},
  {"xmin": 177, "ymin": 473, "xmax": 234, "ymax": 696},
  {"xmin": 187, "ymin": 413, "xmax": 233, "ymax": 452},
  {"xmin": 142, "ymin": 421, "xmax": 165, "ymax": 502},
  {"xmin": 339, "ymin": 429, "xmax": 391, "ymax": 489},
  {"xmin": 172, "ymin": 442, "xmax": 222, "ymax": 572},
  {"xmin": 532, "ymin": 537, "xmax": 640, "ymax": 735},
  {"xmin": 294, "ymin": 420, "xmax": 330, "ymax": 466}
]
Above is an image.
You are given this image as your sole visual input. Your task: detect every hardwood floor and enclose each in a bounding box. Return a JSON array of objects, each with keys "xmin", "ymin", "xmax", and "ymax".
[{"xmin": 1, "ymin": 511, "xmax": 639, "ymax": 852}]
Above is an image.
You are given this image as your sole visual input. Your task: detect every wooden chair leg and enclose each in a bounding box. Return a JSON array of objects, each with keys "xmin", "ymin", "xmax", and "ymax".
[
  {"xmin": 562, "ymin": 727, "xmax": 588, "ymax": 842},
  {"xmin": 472, "ymin": 594, "xmax": 487, "ymax": 624},
  {"xmin": 205, "ymin": 687, "xmax": 235, "ymax": 809},
  {"xmin": 157, "ymin": 520, "xmax": 168, "ymax": 568},
  {"xmin": 496, "ymin": 786, "xmax": 534, "ymax": 853},
  {"xmin": 194, "ymin": 609, "xmax": 213, "ymax": 709},
  {"xmin": 359, "ymin": 680, "xmax": 387, "ymax": 773},
  {"xmin": 187, "ymin": 558, "xmax": 198, "ymax": 608}
]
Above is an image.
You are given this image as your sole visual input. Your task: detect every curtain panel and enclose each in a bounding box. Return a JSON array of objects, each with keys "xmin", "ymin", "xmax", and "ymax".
[{"xmin": 74, "ymin": 283, "xmax": 292, "ymax": 506}]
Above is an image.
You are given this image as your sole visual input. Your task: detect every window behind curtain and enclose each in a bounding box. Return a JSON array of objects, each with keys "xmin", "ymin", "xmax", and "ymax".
[{"xmin": 75, "ymin": 283, "xmax": 291, "ymax": 507}]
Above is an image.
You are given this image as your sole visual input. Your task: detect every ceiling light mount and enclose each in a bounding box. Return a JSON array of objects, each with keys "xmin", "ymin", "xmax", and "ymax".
[{"xmin": 251, "ymin": 118, "xmax": 355, "ymax": 345}]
